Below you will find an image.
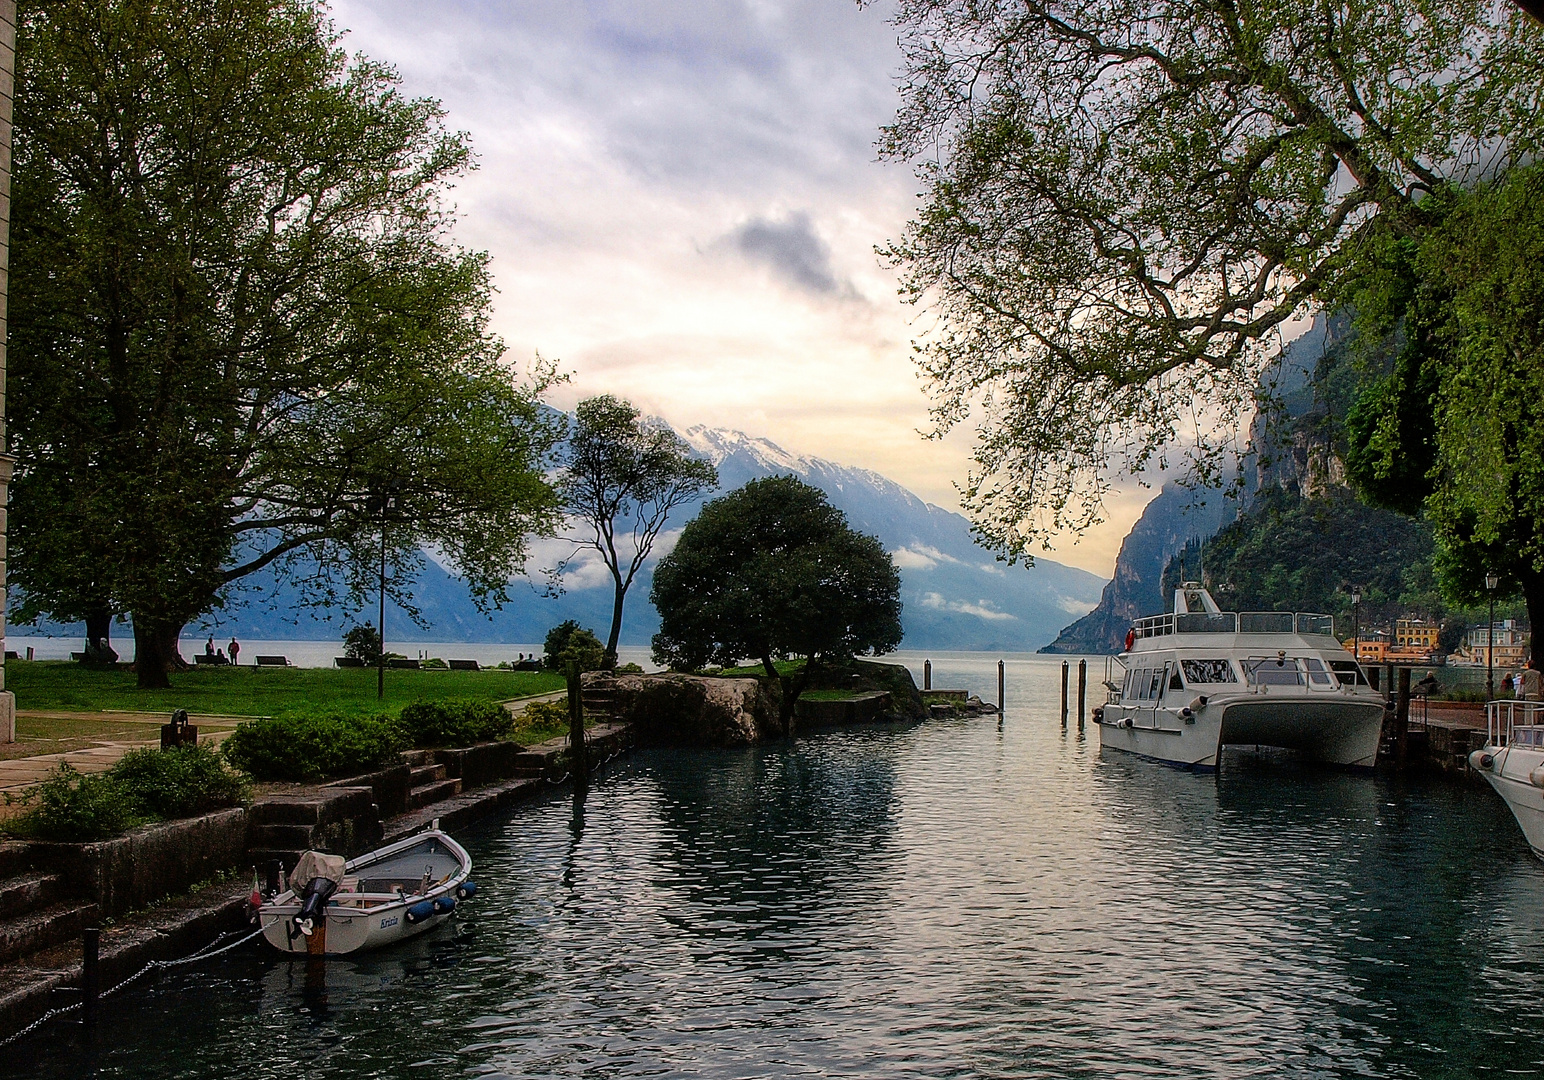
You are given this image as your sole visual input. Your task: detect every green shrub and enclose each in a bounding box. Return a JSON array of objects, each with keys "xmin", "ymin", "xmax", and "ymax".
[
  {"xmin": 222, "ymin": 713, "xmax": 407, "ymax": 781},
  {"xmin": 398, "ymin": 698, "xmax": 512, "ymax": 747},
  {"xmin": 9, "ymin": 765, "xmax": 140, "ymax": 842},
  {"xmin": 511, "ymin": 699, "xmax": 570, "ymax": 745},
  {"xmin": 543, "ymin": 620, "xmax": 604, "ymax": 671},
  {"xmin": 109, "ymin": 744, "xmax": 248, "ymax": 818}
]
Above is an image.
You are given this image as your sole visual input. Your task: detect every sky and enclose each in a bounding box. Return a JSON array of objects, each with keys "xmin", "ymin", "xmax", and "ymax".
[{"xmin": 327, "ymin": 0, "xmax": 1157, "ymax": 577}]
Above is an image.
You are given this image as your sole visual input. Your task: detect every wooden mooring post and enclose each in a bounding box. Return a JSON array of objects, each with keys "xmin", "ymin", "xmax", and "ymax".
[
  {"xmin": 1395, "ymin": 666, "xmax": 1412, "ymax": 771},
  {"xmin": 1077, "ymin": 659, "xmax": 1087, "ymax": 728},
  {"xmin": 566, "ymin": 661, "xmax": 587, "ymax": 782},
  {"xmin": 924, "ymin": 659, "xmax": 932, "ymax": 691},
  {"xmin": 1060, "ymin": 661, "xmax": 1069, "ymax": 728},
  {"xmin": 997, "ymin": 660, "xmax": 1005, "ymax": 717},
  {"xmin": 82, "ymin": 927, "xmax": 99, "ymax": 1026}
]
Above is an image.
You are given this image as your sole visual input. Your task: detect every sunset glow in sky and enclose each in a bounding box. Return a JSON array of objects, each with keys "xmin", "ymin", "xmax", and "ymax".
[{"xmin": 329, "ymin": 0, "xmax": 1161, "ymax": 576}]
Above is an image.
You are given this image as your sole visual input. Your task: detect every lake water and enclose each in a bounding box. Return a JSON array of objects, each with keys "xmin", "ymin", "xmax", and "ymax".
[{"xmin": 10, "ymin": 654, "xmax": 1544, "ymax": 1078}]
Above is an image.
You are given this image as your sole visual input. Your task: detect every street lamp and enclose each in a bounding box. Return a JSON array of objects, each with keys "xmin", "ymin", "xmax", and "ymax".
[
  {"xmin": 1486, "ymin": 570, "xmax": 1500, "ymax": 701},
  {"xmin": 1350, "ymin": 586, "xmax": 1362, "ymax": 663},
  {"xmin": 369, "ymin": 480, "xmax": 404, "ymax": 701}
]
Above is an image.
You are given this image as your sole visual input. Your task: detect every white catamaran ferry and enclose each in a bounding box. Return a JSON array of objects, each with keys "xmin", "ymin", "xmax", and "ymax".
[{"xmin": 1095, "ymin": 584, "xmax": 1387, "ymax": 770}]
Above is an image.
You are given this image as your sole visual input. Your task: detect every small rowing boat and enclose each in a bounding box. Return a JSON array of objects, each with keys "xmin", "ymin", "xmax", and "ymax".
[{"xmin": 257, "ymin": 825, "xmax": 475, "ymax": 955}]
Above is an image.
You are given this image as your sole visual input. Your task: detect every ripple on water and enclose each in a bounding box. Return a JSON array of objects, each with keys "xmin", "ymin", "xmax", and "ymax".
[{"xmin": 10, "ymin": 657, "xmax": 1544, "ymax": 1078}]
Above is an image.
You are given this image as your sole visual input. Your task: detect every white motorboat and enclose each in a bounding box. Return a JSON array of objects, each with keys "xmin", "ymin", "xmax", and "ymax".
[
  {"xmin": 1095, "ymin": 584, "xmax": 1387, "ymax": 770},
  {"xmin": 258, "ymin": 826, "xmax": 475, "ymax": 955},
  {"xmin": 1469, "ymin": 701, "xmax": 1544, "ymax": 858}
]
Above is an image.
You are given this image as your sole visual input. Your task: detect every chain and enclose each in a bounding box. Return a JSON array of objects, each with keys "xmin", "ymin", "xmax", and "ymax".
[{"xmin": 0, "ymin": 926, "xmax": 267, "ymax": 1047}]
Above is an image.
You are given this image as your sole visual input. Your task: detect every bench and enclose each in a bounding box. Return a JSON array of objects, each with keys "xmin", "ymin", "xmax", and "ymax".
[
  {"xmin": 387, "ymin": 657, "xmax": 420, "ymax": 670},
  {"xmin": 448, "ymin": 659, "xmax": 480, "ymax": 671},
  {"xmin": 255, "ymin": 655, "xmax": 292, "ymax": 667},
  {"xmin": 194, "ymin": 654, "xmax": 229, "ymax": 666},
  {"xmin": 334, "ymin": 656, "xmax": 366, "ymax": 668}
]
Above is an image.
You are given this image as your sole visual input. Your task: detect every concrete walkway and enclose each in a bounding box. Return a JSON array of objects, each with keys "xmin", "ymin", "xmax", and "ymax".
[{"xmin": 0, "ymin": 711, "xmax": 247, "ymax": 797}]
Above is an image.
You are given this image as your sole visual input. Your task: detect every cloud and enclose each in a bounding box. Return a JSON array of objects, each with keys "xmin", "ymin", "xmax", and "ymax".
[
  {"xmin": 890, "ymin": 544, "xmax": 962, "ymax": 571},
  {"xmin": 723, "ymin": 211, "xmax": 858, "ymax": 298},
  {"xmin": 918, "ymin": 592, "xmax": 1018, "ymax": 622}
]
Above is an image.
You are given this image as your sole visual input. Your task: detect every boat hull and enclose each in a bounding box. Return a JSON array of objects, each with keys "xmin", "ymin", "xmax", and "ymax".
[
  {"xmin": 1098, "ymin": 695, "xmax": 1384, "ymax": 770},
  {"xmin": 1471, "ymin": 746, "xmax": 1544, "ymax": 859},
  {"xmin": 258, "ymin": 903, "xmax": 454, "ymax": 955}
]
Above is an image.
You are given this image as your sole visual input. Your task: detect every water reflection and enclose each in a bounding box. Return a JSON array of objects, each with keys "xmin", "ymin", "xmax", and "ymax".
[{"xmin": 11, "ymin": 657, "xmax": 1544, "ymax": 1078}]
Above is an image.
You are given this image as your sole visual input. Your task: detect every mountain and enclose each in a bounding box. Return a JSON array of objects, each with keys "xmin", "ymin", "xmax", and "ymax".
[
  {"xmin": 1038, "ymin": 482, "xmax": 1238, "ymax": 654},
  {"xmin": 30, "ymin": 427, "xmax": 1107, "ymax": 653}
]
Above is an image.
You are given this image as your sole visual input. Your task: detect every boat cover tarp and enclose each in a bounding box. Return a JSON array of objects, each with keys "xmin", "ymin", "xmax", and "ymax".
[{"xmin": 289, "ymin": 851, "xmax": 346, "ymax": 892}]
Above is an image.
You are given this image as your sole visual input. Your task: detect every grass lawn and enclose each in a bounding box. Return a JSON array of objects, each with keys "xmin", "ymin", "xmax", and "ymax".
[{"xmin": 7, "ymin": 661, "xmax": 567, "ymax": 719}]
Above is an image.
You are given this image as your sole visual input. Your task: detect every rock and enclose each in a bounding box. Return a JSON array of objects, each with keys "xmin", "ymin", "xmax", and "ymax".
[{"xmin": 582, "ymin": 672, "xmax": 784, "ymax": 747}]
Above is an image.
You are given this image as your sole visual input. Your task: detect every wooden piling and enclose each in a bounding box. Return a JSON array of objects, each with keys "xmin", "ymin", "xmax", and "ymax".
[
  {"xmin": 1077, "ymin": 659, "xmax": 1087, "ymax": 727},
  {"xmin": 1396, "ymin": 666, "xmax": 1412, "ymax": 771},
  {"xmin": 924, "ymin": 659, "xmax": 932, "ymax": 691},
  {"xmin": 998, "ymin": 660, "xmax": 1005, "ymax": 716},
  {"xmin": 82, "ymin": 927, "xmax": 99, "ymax": 1025},
  {"xmin": 1060, "ymin": 661, "xmax": 1069, "ymax": 728}
]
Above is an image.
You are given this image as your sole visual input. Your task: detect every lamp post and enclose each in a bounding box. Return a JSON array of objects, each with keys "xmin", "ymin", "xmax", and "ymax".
[
  {"xmin": 1486, "ymin": 570, "xmax": 1499, "ymax": 702},
  {"xmin": 1350, "ymin": 587, "xmax": 1362, "ymax": 663},
  {"xmin": 370, "ymin": 481, "xmax": 403, "ymax": 701}
]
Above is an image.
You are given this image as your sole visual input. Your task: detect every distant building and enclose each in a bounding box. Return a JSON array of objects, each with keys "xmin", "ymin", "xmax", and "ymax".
[
  {"xmin": 1354, "ymin": 632, "xmax": 1391, "ymax": 663},
  {"xmin": 1451, "ymin": 621, "xmax": 1531, "ymax": 667},
  {"xmin": 1395, "ymin": 618, "xmax": 1440, "ymax": 651}
]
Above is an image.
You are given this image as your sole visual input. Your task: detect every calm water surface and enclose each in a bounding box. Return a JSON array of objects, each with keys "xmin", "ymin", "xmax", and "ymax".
[{"xmin": 11, "ymin": 655, "xmax": 1544, "ymax": 1078}]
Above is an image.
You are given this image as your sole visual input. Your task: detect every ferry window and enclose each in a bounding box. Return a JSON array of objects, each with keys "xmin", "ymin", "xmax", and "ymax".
[
  {"xmin": 1303, "ymin": 657, "xmax": 1332, "ymax": 686},
  {"xmin": 1245, "ymin": 658, "xmax": 1305, "ymax": 686},
  {"xmin": 1122, "ymin": 669, "xmax": 1133, "ymax": 697},
  {"xmin": 1181, "ymin": 659, "xmax": 1237, "ymax": 684},
  {"xmin": 1147, "ymin": 669, "xmax": 1162, "ymax": 698},
  {"xmin": 1329, "ymin": 661, "xmax": 1367, "ymax": 687},
  {"xmin": 1169, "ymin": 667, "xmax": 1184, "ymax": 691},
  {"xmin": 1133, "ymin": 669, "xmax": 1147, "ymax": 700}
]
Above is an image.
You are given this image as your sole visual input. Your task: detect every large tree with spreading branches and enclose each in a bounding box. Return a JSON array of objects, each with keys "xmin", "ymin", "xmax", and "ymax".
[
  {"xmin": 878, "ymin": 0, "xmax": 1544, "ymax": 560},
  {"xmin": 11, "ymin": 0, "xmax": 563, "ymax": 686}
]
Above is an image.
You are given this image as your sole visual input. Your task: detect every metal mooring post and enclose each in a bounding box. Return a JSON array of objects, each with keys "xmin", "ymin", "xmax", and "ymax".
[
  {"xmin": 1077, "ymin": 659, "xmax": 1087, "ymax": 728},
  {"xmin": 1060, "ymin": 661, "xmax": 1069, "ymax": 728},
  {"xmin": 924, "ymin": 659, "xmax": 932, "ymax": 691},
  {"xmin": 998, "ymin": 660, "xmax": 1006, "ymax": 718},
  {"xmin": 566, "ymin": 661, "xmax": 587, "ymax": 781},
  {"xmin": 82, "ymin": 927, "xmax": 100, "ymax": 1026}
]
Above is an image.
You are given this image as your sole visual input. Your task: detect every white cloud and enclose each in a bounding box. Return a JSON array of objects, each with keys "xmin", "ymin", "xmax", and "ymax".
[
  {"xmin": 918, "ymin": 592, "xmax": 1018, "ymax": 622},
  {"xmin": 890, "ymin": 544, "xmax": 962, "ymax": 570}
]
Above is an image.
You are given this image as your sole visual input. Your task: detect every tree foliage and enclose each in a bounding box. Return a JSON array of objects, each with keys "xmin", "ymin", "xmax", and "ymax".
[
  {"xmin": 10, "ymin": 0, "xmax": 561, "ymax": 686},
  {"xmin": 650, "ymin": 477, "xmax": 903, "ymax": 721},
  {"xmin": 1341, "ymin": 166, "xmax": 1544, "ymax": 656},
  {"xmin": 556, "ymin": 396, "xmax": 717, "ymax": 665},
  {"xmin": 879, "ymin": 0, "xmax": 1544, "ymax": 559}
]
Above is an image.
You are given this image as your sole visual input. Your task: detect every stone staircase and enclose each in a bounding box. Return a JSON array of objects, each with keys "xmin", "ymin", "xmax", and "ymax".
[
  {"xmin": 0, "ymin": 842, "xmax": 97, "ymax": 966},
  {"xmin": 403, "ymin": 750, "xmax": 462, "ymax": 809},
  {"xmin": 580, "ymin": 686, "xmax": 615, "ymax": 727}
]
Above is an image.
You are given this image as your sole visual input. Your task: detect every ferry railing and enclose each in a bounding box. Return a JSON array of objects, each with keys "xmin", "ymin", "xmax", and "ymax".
[
  {"xmin": 1486, "ymin": 699, "xmax": 1544, "ymax": 748},
  {"xmin": 1129, "ymin": 611, "xmax": 1333, "ymax": 638}
]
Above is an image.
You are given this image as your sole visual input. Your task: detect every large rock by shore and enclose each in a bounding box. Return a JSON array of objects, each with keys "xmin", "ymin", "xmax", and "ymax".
[{"xmin": 583, "ymin": 672, "xmax": 785, "ymax": 747}]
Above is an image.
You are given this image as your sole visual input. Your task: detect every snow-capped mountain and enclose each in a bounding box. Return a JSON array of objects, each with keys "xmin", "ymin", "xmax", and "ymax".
[{"xmin": 42, "ymin": 426, "xmax": 1108, "ymax": 653}]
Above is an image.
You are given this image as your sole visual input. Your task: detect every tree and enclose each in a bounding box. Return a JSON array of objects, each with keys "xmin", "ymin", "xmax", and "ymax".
[
  {"xmin": 556, "ymin": 396, "xmax": 717, "ymax": 666},
  {"xmin": 878, "ymin": 0, "xmax": 1544, "ymax": 559},
  {"xmin": 342, "ymin": 625, "xmax": 383, "ymax": 666},
  {"xmin": 650, "ymin": 477, "xmax": 903, "ymax": 725},
  {"xmin": 542, "ymin": 620, "xmax": 605, "ymax": 672},
  {"xmin": 10, "ymin": 0, "xmax": 562, "ymax": 687},
  {"xmin": 1341, "ymin": 167, "xmax": 1544, "ymax": 664}
]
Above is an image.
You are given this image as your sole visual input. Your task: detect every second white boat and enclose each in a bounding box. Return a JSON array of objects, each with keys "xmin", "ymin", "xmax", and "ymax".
[{"xmin": 1095, "ymin": 584, "xmax": 1387, "ymax": 770}]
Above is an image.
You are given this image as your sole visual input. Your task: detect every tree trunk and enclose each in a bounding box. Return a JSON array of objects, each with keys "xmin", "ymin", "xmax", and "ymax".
[
  {"xmin": 1522, "ymin": 567, "xmax": 1544, "ymax": 671},
  {"xmin": 604, "ymin": 576, "xmax": 627, "ymax": 670},
  {"xmin": 131, "ymin": 616, "xmax": 186, "ymax": 689}
]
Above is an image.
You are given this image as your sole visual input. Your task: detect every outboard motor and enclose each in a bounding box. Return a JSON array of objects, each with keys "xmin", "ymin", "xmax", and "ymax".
[{"xmin": 295, "ymin": 877, "xmax": 338, "ymax": 936}]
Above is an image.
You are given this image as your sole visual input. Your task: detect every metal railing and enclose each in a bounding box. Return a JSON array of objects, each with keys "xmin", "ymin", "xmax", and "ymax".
[
  {"xmin": 1485, "ymin": 700, "xmax": 1544, "ymax": 748},
  {"xmin": 1130, "ymin": 611, "xmax": 1334, "ymax": 640}
]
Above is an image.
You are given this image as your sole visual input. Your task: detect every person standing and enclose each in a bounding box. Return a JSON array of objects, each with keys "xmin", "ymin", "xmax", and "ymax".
[{"xmin": 228, "ymin": 637, "xmax": 240, "ymax": 666}]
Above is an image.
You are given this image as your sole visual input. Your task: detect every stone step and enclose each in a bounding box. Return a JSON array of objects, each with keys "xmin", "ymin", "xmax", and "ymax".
[
  {"xmin": 246, "ymin": 848, "xmax": 305, "ymax": 875},
  {"xmin": 247, "ymin": 824, "xmax": 317, "ymax": 852},
  {"xmin": 0, "ymin": 873, "xmax": 69, "ymax": 922},
  {"xmin": 407, "ymin": 778, "xmax": 461, "ymax": 810},
  {"xmin": 400, "ymin": 749, "xmax": 432, "ymax": 768},
  {"xmin": 0, "ymin": 842, "xmax": 34, "ymax": 880},
  {"xmin": 409, "ymin": 763, "xmax": 446, "ymax": 786},
  {"xmin": 0, "ymin": 900, "xmax": 101, "ymax": 966}
]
